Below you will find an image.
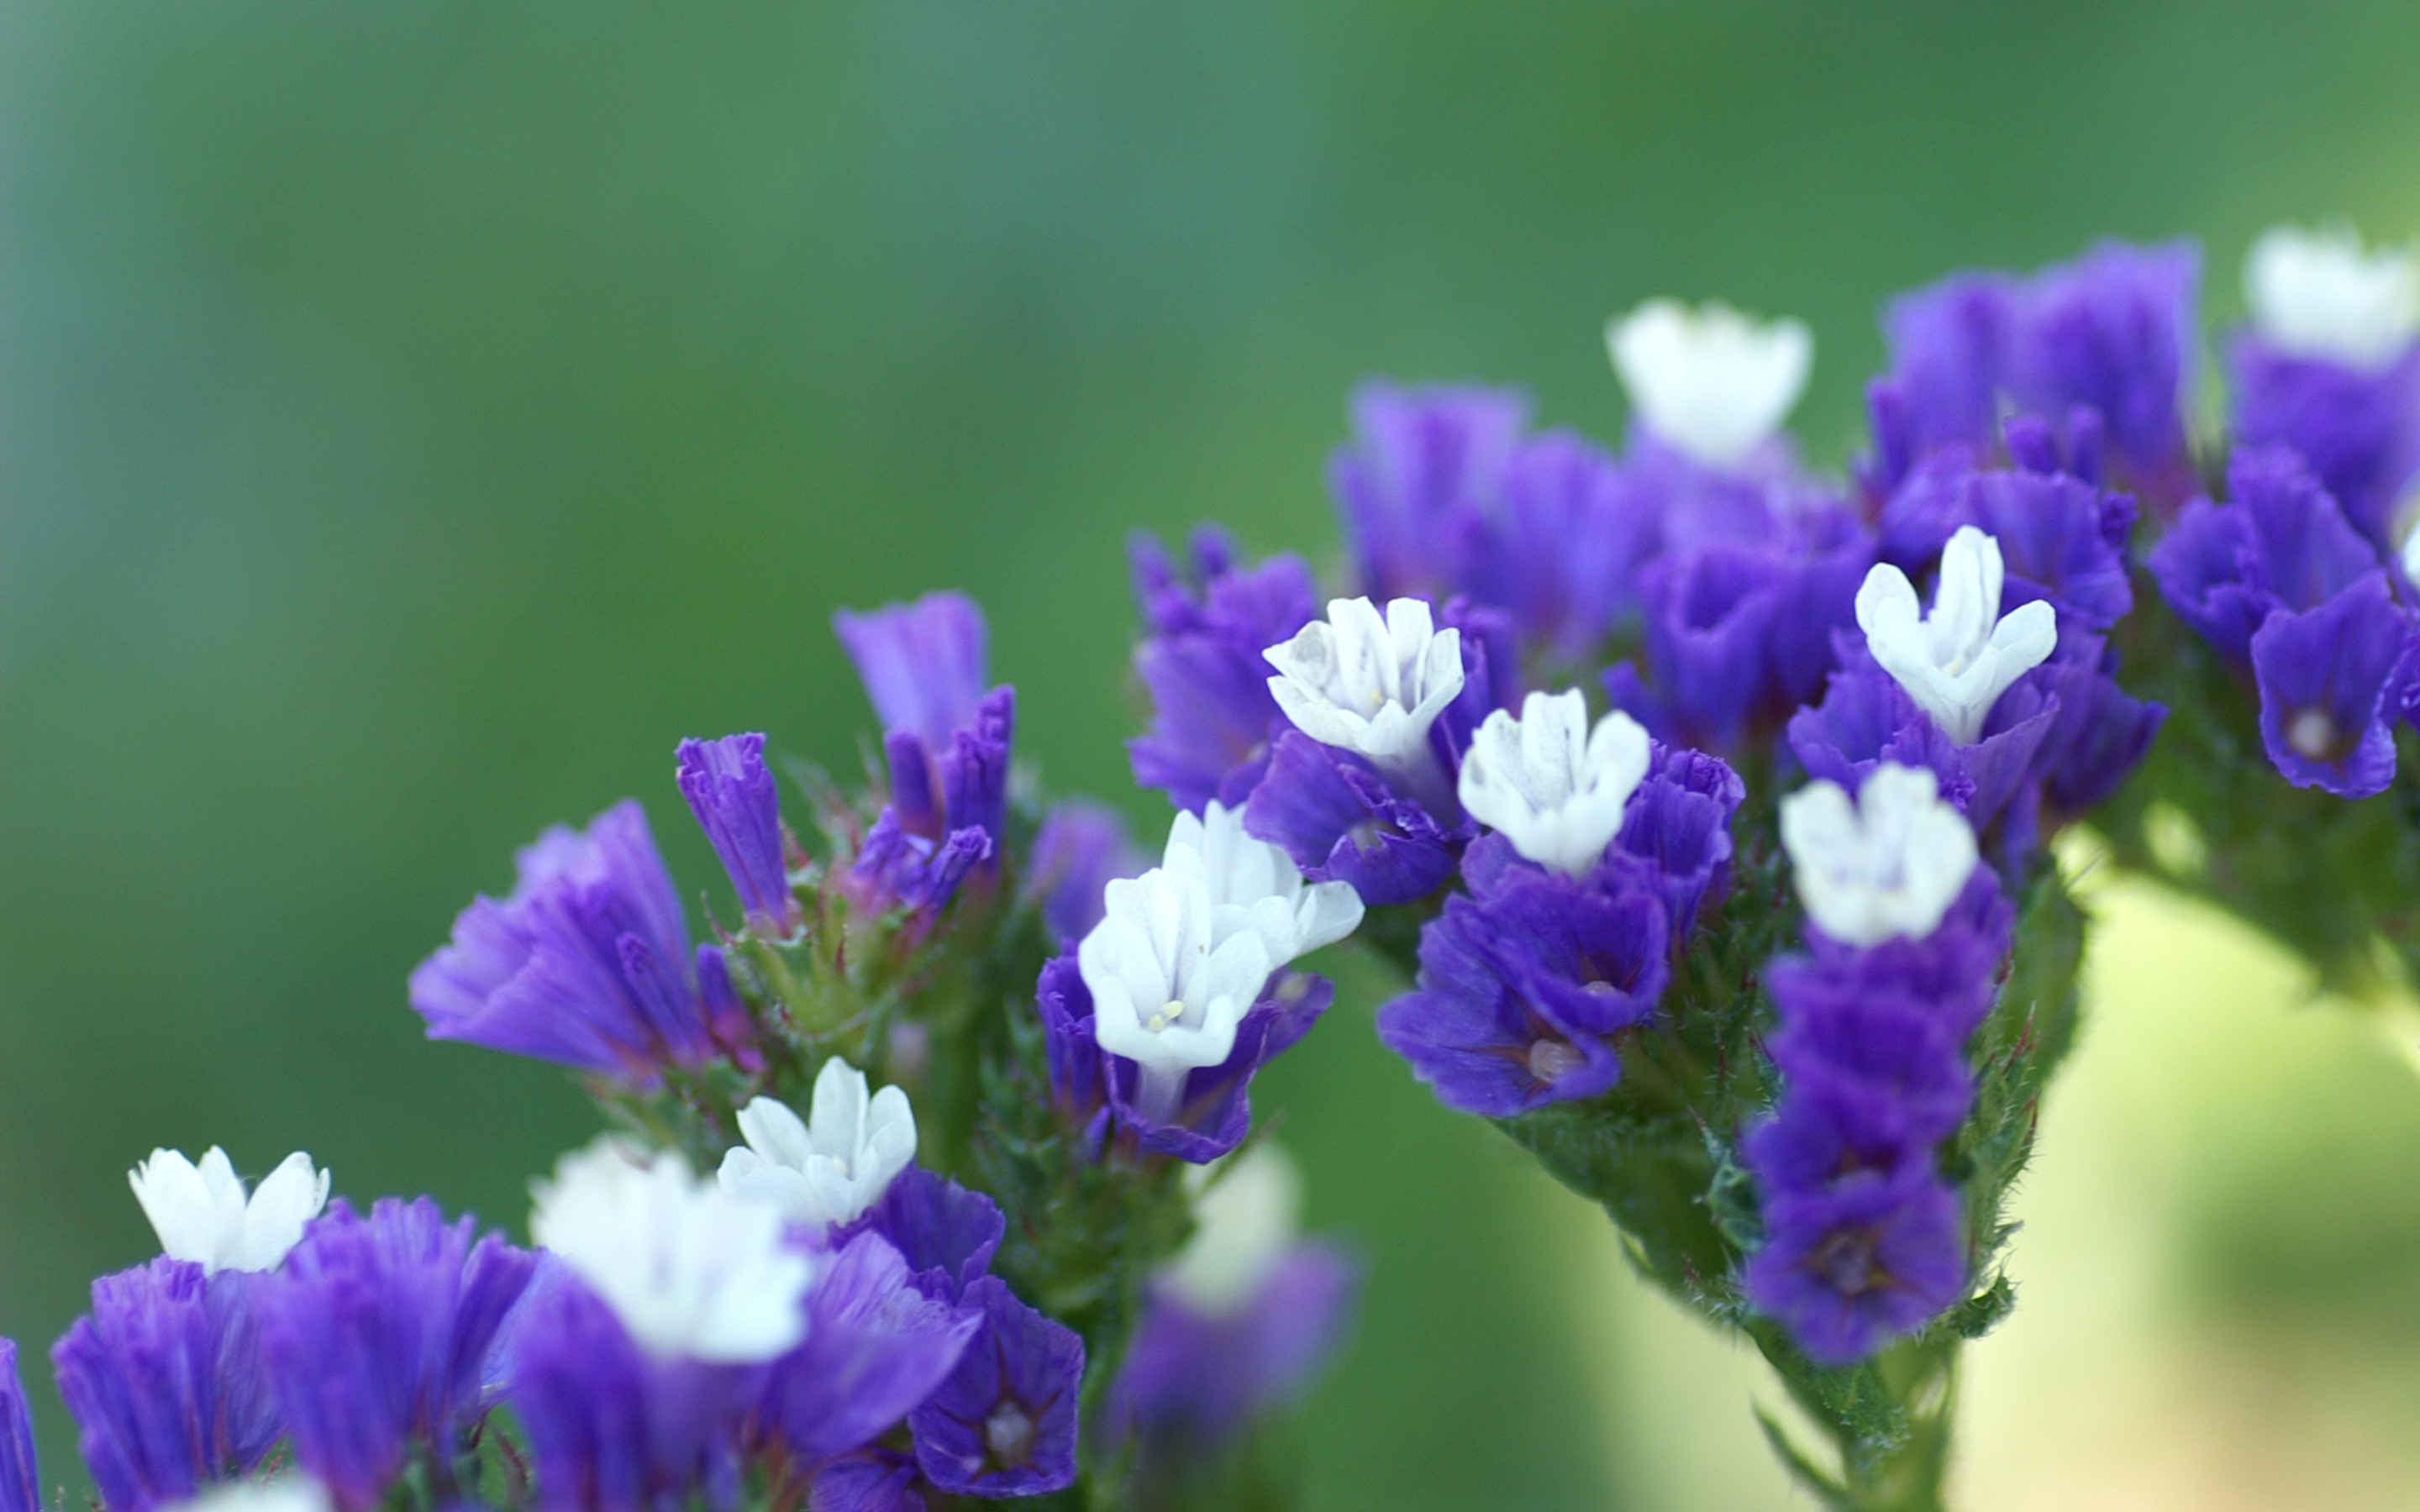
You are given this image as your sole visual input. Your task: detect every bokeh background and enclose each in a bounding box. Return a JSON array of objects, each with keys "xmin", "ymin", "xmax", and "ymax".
[{"xmin": 8, "ymin": 2, "xmax": 2420, "ymax": 1506}]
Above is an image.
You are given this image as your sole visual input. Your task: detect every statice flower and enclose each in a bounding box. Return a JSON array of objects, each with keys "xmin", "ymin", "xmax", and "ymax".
[
  {"xmin": 53, "ymin": 1257, "xmax": 283, "ymax": 1512},
  {"xmin": 1161, "ymin": 801, "xmax": 1365, "ymax": 971},
  {"xmin": 1264, "ymin": 596, "xmax": 1465, "ymax": 808},
  {"xmin": 1078, "ymin": 869, "xmax": 1274, "ymax": 1128},
  {"xmin": 130, "ymin": 1147, "xmax": 329, "ymax": 1276},
  {"xmin": 718, "ymin": 1058, "xmax": 918, "ymax": 1230},
  {"xmin": 1128, "ymin": 529, "xmax": 1321, "ymax": 813},
  {"xmin": 1111, "ymin": 1145, "xmax": 1358, "ymax": 1447},
  {"xmin": 2147, "ymin": 444, "xmax": 2385, "ymax": 665},
  {"xmin": 1327, "ymin": 383, "xmax": 1528, "ymax": 602},
  {"xmin": 1779, "ymin": 764, "xmax": 1977, "ymax": 948},
  {"xmin": 1023, "ymin": 799, "xmax": 1144, "ymax": 943},
  {"xmin": 1464, "ymin": 430, "xmax": 1657, "ymax": 657},
  {"xmin": 0, "ymin": 1342, "xmax": 37, "ymax": 1512},
  {"xmin": 410, "ymin": 801, "xmax": 750, "ymax": 1079},
  {"xmin": 676, "ymin": 732, "xmax": 799, "ymax": 936},
  {"xmin": 1855, "ymin": 527, "xmax": 2058, "ymax": 744},
  {"xmin": 1876, "ymin": 433, "xmax": 2138, "ymax": 633},
  {"xmin": 531, "ymin": 1142, "xmax": 813, "ymax": 1364},
  {"xmin": 1457, "ymin": 690, "xmax": 1651, "ymax": 877},
  {"xmin": 832, "ymin": 591, "xmax": 989, "ymax": 756},
  {"xmin": 2250, "ymin": 572, "xmax": 2420, "ymax": 799},
  {"xmin": 1743, "ymin": 1168, "xmax": 1967, "ymax": 1368},
  {"xmin": 1241, "ymin": 732, "xmax": 1464, "ymax": 906},
  {"xmin": 1607, "ymin": 299, "xmax": 1812, "ymax": 469},
  {"xmin": 1612, "ymin": 742, "xmax": 1745, "ymax": 939},
  {"xmin": 253, "ymin": 1198, "xmax": 537, "ymax": 1509},
  {"xmin": 907, "ymin": 1277, "xmax": 1083, "ymax": 1499}
]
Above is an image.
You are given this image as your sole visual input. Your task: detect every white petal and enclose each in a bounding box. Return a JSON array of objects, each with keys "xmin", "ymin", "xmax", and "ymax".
[
  {"xmin": 234, "ymin": 1152, "xmax": 330, "ymax": 1273},
  {"xmin": 1607, "ymin": 298, "xmax": 1812, "ymax": 467},
  {"xmin": 808, "ymin": 1058, "xmax": 871, "ymax": 1163},
  {"xmin": 735, "ymin": 1095, "xmax": 816, "ymax": 1172},
  {"xmin": 2246, "ymin": 223, "xmax": 2419, "ymax": 370},
  {"xmin": 1164, "ymin": 1143, "xmax": 1303, "ymax": 1315}
]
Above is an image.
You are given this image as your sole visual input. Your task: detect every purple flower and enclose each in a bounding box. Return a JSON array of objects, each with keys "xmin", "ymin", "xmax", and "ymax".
[
  {"xmin": 2149, "ymin": 446, "xmax": 2390, "ymax": 665},
  {"xmin": 1786, "ymin": 659, "xmax": 2056, "ymax": 836},
  {"xmin": 1799, "ymin": 869, "xmax": 2013, "ymax": 1040},
  {"xmin": 1744, "ymin": 1168, "xmax": 1966, "ymax": 1368},
  {"xmin": 853, "ymin": 1166, "xmax": 1006, "ymax": 1305},
  {"xmin": 833, "ymin": 592, "xmax": 990, "ymax": 757},
  {"xmin": 2252, "ymin": 572, "xmax": 2420, "ymax": 799},
  {"xmin": 1327, "ymin": 382, "xmax": 1528, "ymax": 603},
  {"xmin": 676, "ymin": 734, "xmax": 799, "ymax": 936},
  {"xmin": 53, "ymin": 1259, "xmax": 281, "ymax": 1512},
  {"xmin": 412, "ymin": 801, "xmax": 750, "ymax": 1079},
  {"xmin": 907, "ymin": 1278, "xmax": 1082, "ymax": 1499},
  {"xmin": 1128, "ymin": 531, "xmax": 1320, "ymax": 813},
  {"xmin": 503, "ymin": 1275, "xmax": 757, "ymax": 1512},
  {"xmin": 1242, "ymin": 732, "xmax": 1462, "ymax": 906},
  {"xmin": 1878, "ymin": 446, "xmax": 2137, "ymax": 633},
  {"xmin": 1101, "ymin": 974, "xmax": 1334, "ymax": 1164},
  {"xmin": 1611, "ymin": 742, "xmax": 1744, "ymax": 940},
  {"xmin": 756, "ymin": 1232, "xmax": 981, "ymax": 1469},
  {"xmin": 1881, "ymin": 272, "xmax": 2019, "ymax": 460},
  {"xmin": 1743, "ymin": 1079, "xmax": 1939, "ymax": 1196},
  {"xmin": 1110, "ymin": 1245, "xmax": 1359, "ymax": 1446},
  {"xmin": 1023, "ymin": 801, "xmax": 1144, "ymax": 944},
  {"xmin": 2008, "ymin": 239, "xmax": 2200, "ymax": 492},
  {"xmin": 1375, "ymin": 892, "xmax": 1626, "ymax": 1117},
  {"xmin": 1764, "ymin": 964, "xmax": 1976, "ymax": 1142},
  {"xmin": 854, "ymin": 687, "xmax": 1016, "ymax": 916},
  {"xmin": 808, "ymin": 1452, "xmax": 926, "ymax": 1512},
  {"xmin": 0, "ymin": 1342, "xmax": 39, "ymax": 1512},
  {"xmin": 2230, "ymin": 333, "xmax": 2420, "ymax": 547},
  {"xmin": 254, "ymin": 1198, "xmax": 537, "ymax": 1509},
  {"xmin": 2028, "ymin": 643, "xmax": 2166, "ymax": 823},
  {"xmin": 1460, "ymin": 430, "xmax": 1656, "ymax": 656},
  {"xmin": 1034, "ymin": 953, "xmax": 1108, "ymax": 1132}
]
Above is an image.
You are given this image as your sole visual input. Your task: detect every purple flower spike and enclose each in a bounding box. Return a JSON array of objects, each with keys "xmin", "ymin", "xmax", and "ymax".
[
  {"xmin": 53, "ymin": 1259, "xmax": 282, "ymax": 1512},
  {"xmin": 1744, "ymin": 1169, "xmax": 1966, "ymax": 1368},
  {"xmin": 1243, "ymin": 732, "xmax": 1461, "ymax": 906},
  {"xmin": 1743, "ymin": 1079, "xmax": 1939, "ymax": 1196},
  {"xmin": 1764, "ymin": 968, "xmax": 1976, "ymax": 1142},
  {"xmin": 908, "ymin": 1278, "xmax": 1082, "ymax": 1499},
  {"xmin": 412, "ymin": 801, "xmax": 744, "ymax": 1079},
  {"xmin": 1112, "ymin": 1244, "xmax": 1359, "ymax": 1446},
  {"xmin": 1801, "ymin": 869, "xmax": 2013, "ymax": 1040},
  {"xmin": 1105, "ymin": 975, "xmax": 1335, "ymax": 1164},
  {"xmin": 834, "ymin": 592, "xmax": 990, "ymax": 755},
  {"xmin": 1376, "ymin": 895, "xmax": 1625, "ymax": 1116},
  {"xmin": 1023, "ymin": 801, "xmax": 1144, "ymax": 944},
  {"xmin": 1637, "ymin": 546, "xmax": 1786, "ymax": 749},
  {"xmin": 1127, "ymin": 532, "xmax": 1320, "ymax": 814},
  {"xmin": 2252, "ymin": 573, "xmax": 2420, "ymax": 799},
  {"xmin": 1464, "ymin": 430, "xmax": 1655, "ymax": 655},
  {"xmin": 759, "ymin": 1232, "xmax": 981, "ymax": 1468},
  {"xmin": 1474, "ymin": 869, "xmax": 1670, "ymax": 1037},
  {"xmin": 1327, "ymin": 382, "xmax": 1528, "ymax": 602},
  {"xmin": 255, "ymin": 1198, "xmax": 539, "ymax": 1511},
  {"xmin": 0, "ymin": 1342, "xmax": 39, "ymax": 1512},
  {"xmin": 676, "ymin": 734, "xmax": 799, "ymax": 935},
  {"xmin": 1612, "ymin": 743, "xmax": 1744, "ymax": 940}
]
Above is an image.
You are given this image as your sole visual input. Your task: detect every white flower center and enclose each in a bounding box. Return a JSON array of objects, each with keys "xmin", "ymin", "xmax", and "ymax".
[
  {"xmin": 718, "ymin": 1058, "xmax": 918, "ymax": 1231},
  {"xmin": 1265, "ymin": 597, "xmax": 1465, "ymax": 804},
  {"xmin": 2245, "ymin": 223, "xmax": 2419, "ymax": 372},
  {"xmin": 129, "ymin": 1147, "xmax": 330, "ymax": 1276},
  {"xmin": 1855, "ymin": 526, "xmax": 2058, "ymax": 745},
  {"xmin": 1606, "ymin": 297, "xmax": 1812, "ymax": 467},
  {"xmin": 1458, "ymin": 690, "xmax": 1652, "ymax": 876},
  {"xmin": 2286, "ymin": 709, "xmax": 2339, "ymax": 760},
  {"xmin": 1779, "ymin": 764, "xmax": 1979, "ymax": 947},
  {"xmin": 1080, "ymin": 869, "xmax": 1275, "ymax": 1124}
]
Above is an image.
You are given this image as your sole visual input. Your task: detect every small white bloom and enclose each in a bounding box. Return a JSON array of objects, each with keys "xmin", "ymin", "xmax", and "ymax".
[
  {"xmin": 1163, "ymin": 1143, "xmax": 1302, "ymax": 1315},
  {"xmin": 1607, "ymin": 298, "xmax": 1812, "ymax": 468},
  {"xmin": 718, "ymin": 1058, "xmax": 917, "ymax": 1229},
  {"xmin": 2400, "ymin": 517, "xmax": 2420, "ymax": 591},
  {"xmin": 1079, "ymin": 868, "xmax": 1273, "ymax": 1126},
  {"xmin": 1161, "ymin": 802, "xmax": 1364, "ymax": 969},
  {"xmin": 129, "ymin": 1147, "xmax": 329, "ymax": 1275},
  {"xmin": 1779, "ymin": 764, "xmax": 1978, "ymax": 947},
  {"xmin": 1457, "ymin": 690, "xmax": 1652, "ymax": 876},
  {"xmin": 532, "ymin": 1139, "xmax": 813, "ymax": 1362},
  {"xmin": 2244, "ymin": 223, "xmax": 2418, "ymax": 373},
  {"xmin": 1855, "ymin": 526, "xmax": 2057, "ymax": 745},
  {"xmin": 1264, "ymin": 597, "xmax": 1465, "ymax": 795},
  {"xmin": 164, "ymin": 1475, "xmax": 334, "ymax": 1512}
]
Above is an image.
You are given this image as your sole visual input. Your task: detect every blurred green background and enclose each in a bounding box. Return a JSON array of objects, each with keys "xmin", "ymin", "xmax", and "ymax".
[{"xmin": 9, "ymin": 3, "xmax": 2420, "ymax": 1506}]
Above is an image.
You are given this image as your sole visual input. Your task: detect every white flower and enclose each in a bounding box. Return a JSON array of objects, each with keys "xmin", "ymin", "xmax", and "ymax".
[
  {"xmin": 1264, "ymin": 597, "xmax": 1465, "ymax": 794},
  {"xmin": 1163, "ymin": 1143, "xmax": 1302, "ymax": 1315},
  {"xmin": 2402, "ymin": 517, "xmax": 2420, "ymax": 591},
  {"xmin": 1457, "ymin": 690, "xmax": 1652, "ymax": 876},
  {"xmin": 2244, "ymin": 223, "xmax": 2418, "ymax": 373},
  {"xmin": 1078, "ymin": 868, "xmax": 1273, "ymax": 1126},
  {"xmin": 1161, "ymin": 802, "xmax": 1364, "ymax": 969},
  {"xmin": 718, "ymin": 1058, "xmax": 917, "ymax": 1229},
  {"xmin": 164, "ymin": 1476, "xmax": 334, "ymax": 1512},
  {"xmin": 1779, "ymin": 764, "xmax": 1977, "ymax": 947},
  {"xmin": 532, "ymin": 1139, "xmax": 813, "ymax": 1362},
  {"xmin": 1854, "ymin": 526, "xmax": 2057, "ymax": 745},
  {"xmin": 1607, "ymin": 298, "xmax": 1812, "ymax": 468},
  {"xmin": 129, "ymin": 1147, "xmax": 329, "ymax": 1275}
]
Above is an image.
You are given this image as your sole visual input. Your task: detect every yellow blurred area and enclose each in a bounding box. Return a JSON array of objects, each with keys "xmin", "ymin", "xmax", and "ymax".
[{"xmin": 1530, "ymin": 857, "xmax": 2420, "ymax": 1510}]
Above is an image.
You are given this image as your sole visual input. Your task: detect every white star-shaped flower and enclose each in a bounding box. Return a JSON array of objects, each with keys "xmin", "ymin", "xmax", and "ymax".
[
  {"xmin": 1162, "ymin": 1142, "xmax": 1302, "ymax": 1316},
  {"xmin": 718, "ymin": 1058, "xmax": 917, "ymax": 1229},
  {"xmin": 2245, "ymin": 223, "xmax": 2418, "ymax": 373},
  {"xmin": 1607, "ymin": 298, "xmax": 1812, "ymax": 468},
  {"xmin": 1457, "ymin": 690, "xmax": 1652, "ymax": 877},
  {"xmin": 1161, "ymin": 802, "xmax": 1364, "ymax": 969},
  {"xmin": 1779, "ymin": 764, "xmax": 1978, "ymax": 947},
  {"xmin": 1265, "ymin": 597, "xmax": 1465, "ymax": 795},
  {"xmin": 129, "ymin": 1147, "xmax": 329, "ymax": 1275},
  {"xmin": 533, "ymin": 1139, "xmax": 813, "ymax": 1363},
  {"xmin": 1855, "ymin": 526, "xmax": 2057, "ymax": 745},
  {"xmin": 1079, "ymin": 868, "xmax": 1273, "ymax": 1126}
]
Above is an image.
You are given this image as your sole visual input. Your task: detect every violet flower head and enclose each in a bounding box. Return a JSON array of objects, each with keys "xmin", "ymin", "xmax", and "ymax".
[
  {"xmin": 2252, "ymin": 571, "xmax": 2420, "ymax": 800},
  {"xmin": 411, "ymin": 801, "xmax": 747, "ymax": 1079},
  {"xmin": 1023, "ymin": 800, "xmax": 1145, "ymax": 944},
  {"xmin": 854, "ymin": 686, "xmax": 1016, "ymax": 916},
  {"xmin": 53, "ymin": 1258, "xmax": 283, "ymax": 1512},
  {"xmin": 2028, "ymin": 643, "xmax": 2167, "ymax": 824},
  {"xmin": 1034, "ymin": 952, "xmax": 1107, "ymax": 1131},
  {"xmin": 1127, "ymin": 530, "xmax": 1320, "ymax": 814},
  {"xmin": 254, "ymin": 1198, "xmax": 539, "ymax": 1511},
  {"xmin": 1880, "ymin": 271, "xmax": 2018, "ymax": 459},
  {"xmin": 1100, "ymin": 971, "xmax": 1334, "ymax": 1165},
  {"xmin": 676, "ymin": 733, "xmax": 799, "ymax": 936},
  {"xmin": 1327, "ymin": 382, "xmax": 1528, "ymax": 602},
  {"xmin": 755, "ymin": 1231, "xmax": 981, "ymax": 1468},
  {"xmin": 1241, "ymin": 732, "xmax": 1463, "ymax": 907},
  {"xmin": 833, "ymin": 591, "xmax": 989, "ymax": 757},
  {"xmin": 1763, "ymin": 969, "xmax": 1976, "ymax": 1143},
  {"xmin": 0, "ymin": 1342, "xmax": 38, "ymax": 1512},
  {"xmin": 2008, "ymin": 239, "xmax": 2201, "ymax": 491},
  {"xmin": 1376, "ymin": 887, "xmax": 1632, "ymax": 1117},
  {"xmin": 908, "ymin": 1277, "xmax": 1082, "ymax": 1499},
  {"xmin": 1612, "ymin": 742, "xmax": 1744, "ymax": 940},
  {"xmin": 855, "ymin": 1165, "xmax": 1005, "ymax": 1305},
  {"xmin": 1744, "ymin": 1169, "xmax": 1966, "ymax": 1368},
  {"xmin": 1463, "ymin": 430, "xmax": 1656, "ymax": 655},
  {"xmin": 1879, "ymin": 443, "xmax": 2137, "ymax": 633},
  {"xmin": 2149, "ymin": 444, "xmax": 2387, "ymax": 666}
]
